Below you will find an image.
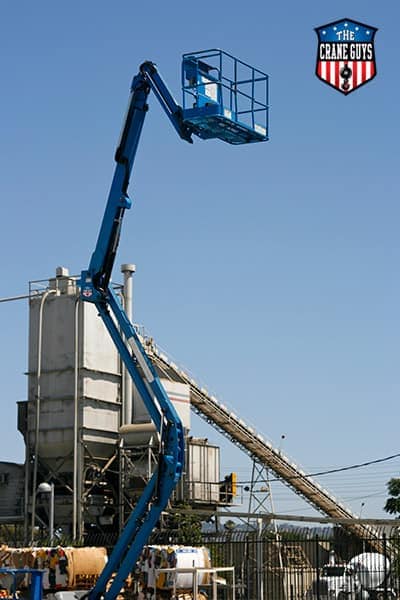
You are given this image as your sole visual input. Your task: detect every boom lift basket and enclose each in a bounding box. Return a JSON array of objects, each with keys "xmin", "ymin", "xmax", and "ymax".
[{"xmin": 182, "ymin": 49, "xmax": 269, "ymax": 144}]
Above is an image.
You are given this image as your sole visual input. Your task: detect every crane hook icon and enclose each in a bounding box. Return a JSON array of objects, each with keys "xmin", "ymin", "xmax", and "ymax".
[{"xmin": 340, "ymin": 64, "xmax": 352, "ymax": 91}]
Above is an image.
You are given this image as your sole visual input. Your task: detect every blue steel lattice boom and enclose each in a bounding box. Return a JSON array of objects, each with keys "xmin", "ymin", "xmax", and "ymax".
[{"xmin": 79, "ymin": 53, "xmax": 268, "ymax": 600}]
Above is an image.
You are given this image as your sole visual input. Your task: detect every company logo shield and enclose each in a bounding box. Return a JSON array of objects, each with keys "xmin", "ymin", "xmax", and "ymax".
[{"xmin": 315, "ymin": 19, "xmax": 377, "ymax": 95}]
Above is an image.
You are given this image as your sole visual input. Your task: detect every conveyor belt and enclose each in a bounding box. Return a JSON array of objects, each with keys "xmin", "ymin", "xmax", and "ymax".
[{"xmin": 144, "ymin": 340, "xmax": 385, "ymax": 550}]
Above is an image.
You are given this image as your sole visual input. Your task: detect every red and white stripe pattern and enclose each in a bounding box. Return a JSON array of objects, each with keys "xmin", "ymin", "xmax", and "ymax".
[{"xmin": 317, "ymin": 60, "xmax": 376, "ymax": 93}]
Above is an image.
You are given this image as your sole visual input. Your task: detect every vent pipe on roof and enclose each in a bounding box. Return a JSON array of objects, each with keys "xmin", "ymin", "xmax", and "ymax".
[{"xmin": 121, "ymin": 263, "xmax": 136, "ymax": 425}]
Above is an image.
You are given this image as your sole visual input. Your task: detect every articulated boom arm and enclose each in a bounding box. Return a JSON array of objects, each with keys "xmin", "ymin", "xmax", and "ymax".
[
  {"xmin": 81, "ymin": 61, "xmax": 193, "ymax": 297},
  {"xmin": 78, "ymin": 51, "xmax": 267, "ymax": 599},
  {"xmin": 79, "ymin": 61, "xmax": 190, "ymax": 600},
  {"xmin": 86, "ymin": 288, "xmax": 184, "ymax": 600}
]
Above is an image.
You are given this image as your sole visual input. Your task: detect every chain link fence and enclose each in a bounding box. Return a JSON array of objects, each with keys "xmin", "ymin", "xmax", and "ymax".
[
  {"xmin": 151, "ymin": 525, "xmax": 400, "ymax": 600},
  {"xmin": 2, "ymin": 522, "xmax": 400, "ymax": 599}
]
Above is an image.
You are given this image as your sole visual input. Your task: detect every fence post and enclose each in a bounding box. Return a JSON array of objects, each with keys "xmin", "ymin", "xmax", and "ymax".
[
  {"xmin": 383, "ymin": 532, "xmax": 388, "ymax": 600},
  {"xmin": 316, "ymin": 534, "xmax": 320, "ymax": 600},
  {"xmin": 256, "ymin": 518, "xmax": 264, "ymax": 600}
]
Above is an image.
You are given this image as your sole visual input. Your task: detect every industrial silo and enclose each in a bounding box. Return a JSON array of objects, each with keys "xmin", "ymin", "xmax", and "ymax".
[
  {"xmin": 24, "ymin": 267, "xmax": 193, "ymax": 540},
  {"xmin": 25, "ymin": 268, "xmax": 121, "ymax": 538}
]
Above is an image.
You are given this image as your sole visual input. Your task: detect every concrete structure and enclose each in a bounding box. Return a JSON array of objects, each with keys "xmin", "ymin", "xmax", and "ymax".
[
  {"xmin": 22, "ymin": 270, "xmax": 121, "ymax": 539},
  {"xmin": 21, "ymin": 268, "xmax": 219, "ymax": 541}
]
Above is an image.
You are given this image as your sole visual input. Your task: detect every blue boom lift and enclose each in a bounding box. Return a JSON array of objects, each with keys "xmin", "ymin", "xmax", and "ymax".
[{"xmin": 78, "ymin": 50, "xmax": 268, "ymax": 600}]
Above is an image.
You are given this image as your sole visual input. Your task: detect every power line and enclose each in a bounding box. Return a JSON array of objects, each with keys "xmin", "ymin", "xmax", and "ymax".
[
  {"xmin": 0, "ymin": 293, "xmax": 30, "ymax": 303},
  {"xmin": 236, "ymin": 451, "xmax": 400, "ymax": 484}
]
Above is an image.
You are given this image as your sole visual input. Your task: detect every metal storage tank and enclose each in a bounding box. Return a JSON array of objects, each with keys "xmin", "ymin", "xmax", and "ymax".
[
  {"xmin": 27, "ymin": 273, "xmax": 121, "ymax": 472},
  {"xmin": 132, "ymin": 378, "xmax": 191, "ymax": 430},
  {"xmin": 25, "ymin": 268, "xmax": 194, "ymax": 538},
  {"xmin": 185, "ymin": 437, "xmax": 220, "ymax": 504},
  {"xmin": 25, "ymin": 269, "xmax": 123, "ymax": 537}
]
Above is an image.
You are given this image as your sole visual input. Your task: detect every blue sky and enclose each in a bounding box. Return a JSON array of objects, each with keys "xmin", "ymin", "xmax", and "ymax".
[{"xmin": 1, "ymin": 1, "xmax": 399, "ymax": 519}]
